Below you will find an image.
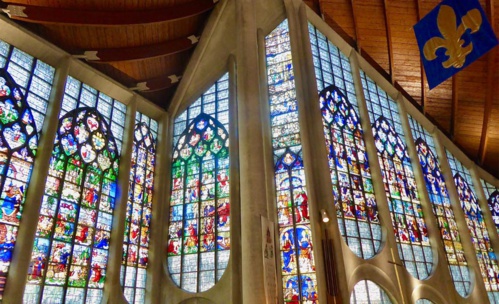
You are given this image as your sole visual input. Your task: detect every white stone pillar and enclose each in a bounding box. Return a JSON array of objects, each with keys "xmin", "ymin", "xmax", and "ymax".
[
  {"xmin": 236, "ymin": 0, "xmax": 269, "ymax": 302},
  {"xmin": 3, "ymin": 57, "xmax": 70, "ymax": 304},
  {"xmin": 105, "ymin": 97, "xmax": 137, "ymax": 304},
  {"xmin": 146, "ymin": 112, "xmax": 169, "ymax": 304}
]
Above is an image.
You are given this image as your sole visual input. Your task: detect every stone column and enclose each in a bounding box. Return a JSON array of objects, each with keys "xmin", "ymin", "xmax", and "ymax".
[
  {"xmin": 236, "ymin": 0, "xmax": 269, "ymax": 302},
  {"xmin": 432, "ymin": 130, "xmax": 489, "ymax": 304},
  {"xmin": 3, "ymin": 57, "xmax": 70, "ymax": 304},
  {"xmin": 146, "ymin": 112, "xmax": 169, "ymax": 304},
  {"xmin": 284, "ymin": 0, "xmax": 345, "ymax": 301},
  {"xmin": 105, "ymin": 97, "xmax": 137, "ymax": 304}
]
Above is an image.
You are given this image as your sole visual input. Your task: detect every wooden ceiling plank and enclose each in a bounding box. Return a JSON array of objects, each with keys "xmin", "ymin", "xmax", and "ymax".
[
  {"xmin": 2, "ymin": 0, "xmax": 217, "ymax": 25},
  {"xmin": 450, "ymin": 75, "xmax": 458, "ymax": 140},
  {"xmin": 477, "ymin": 0, "xmax": 496, "ymax": 164},
  {"xmin": 133, "ymin": 74, "xmax": 182, "ymax": 93},
  {"xmin": 382, "ymin": 0, "xmax": 394, "ymax": 84},
  {"xmin": 81, "ymin": 35, "xmax": 199, "ymax": 62}
]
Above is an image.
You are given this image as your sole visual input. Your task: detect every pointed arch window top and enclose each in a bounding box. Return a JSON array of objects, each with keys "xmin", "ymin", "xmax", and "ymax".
[
  {"xmin": 0, "ymin": 68, "xmax": 38, "ymax": 160},
  {"xmin": 320, "ymin": 85, "xmax": 361, "ymax": 133},
  {"xmin": 373, "ymin": 116, "xmax": 408, "ymax": 160},
  {"xmin": 173, "ymin": 113, "xmax": 229, "ymax": 162}
]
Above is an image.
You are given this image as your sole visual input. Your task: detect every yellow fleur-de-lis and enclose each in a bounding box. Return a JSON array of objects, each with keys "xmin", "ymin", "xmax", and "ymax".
[{"xmin": 423, "ymin": 5, "xmax": 482, "ymax": 69}]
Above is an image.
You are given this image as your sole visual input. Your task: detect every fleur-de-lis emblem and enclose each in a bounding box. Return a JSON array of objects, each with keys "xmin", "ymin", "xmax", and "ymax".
[{"xmin": 423, "ymin": 5, "xmax": 482, "ymax": 69}]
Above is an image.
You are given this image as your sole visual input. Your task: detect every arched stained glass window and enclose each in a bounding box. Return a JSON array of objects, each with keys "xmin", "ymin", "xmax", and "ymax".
[
  {"xmin": 167, "ymin": 73, "xmax": 230, "ymax": 293},
  {"xmin": 350, "ymin": 280, "xmax": 392, "ymax": 304},
  {"xmin": 121, "ymin": 113, "xmax": 157, "ymax": 303},
  {"xmin": 446, "ymin": 152, "xmax": 499, "ymax": 300},
  {"xmin": 266, "ymin": 20, "xmax": 319, "ymax": 304},
  {"xmin": 24, "ymin": 77, "xmax": 126, "ymax": 304},
  {"xmin": 409, "ymin": 116, "xmax": 471, "ymax": 296},
  {"xmin": 309, "ymin": 24, "xmax": 381, "ymax": 259},
  {"xmin": 481, "ymin": 179, "xmax": 499, "ymax": 234},
  {"xmin": 361, "ymin": 72, "xmax": 432, "ymax": 280},
  {"xmin": 0, "ymin": 40, "xmax": 55, "ymax": 300}
]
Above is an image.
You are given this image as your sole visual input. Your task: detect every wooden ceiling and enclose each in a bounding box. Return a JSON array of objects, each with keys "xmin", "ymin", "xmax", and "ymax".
[
  {"xmin": 304, "ymin": 0, "xmax": 499, "ymax": 178},
  {"xmin": 1, "ymin": 0, "xmax": 498, "ymax": 177}
]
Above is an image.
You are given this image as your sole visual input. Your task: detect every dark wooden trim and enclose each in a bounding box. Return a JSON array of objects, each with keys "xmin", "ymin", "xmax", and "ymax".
[
  {"xmin": 2, "ymin": 0, "xmax": 216, "ymax": 25},
  {"xmin": 350, "ymin": 0, "xmax": 361, "ymax": 51},
  {"xmin": 81, "ymin": 35, "xmax": 198, "ymax": 63},
  {"xmin": 382, "ymin": 0, "xmax": 394, "ymax": 84},
  {"xmin": 415, "ymin": 0, "xmax": 427, "ymax": 112}
]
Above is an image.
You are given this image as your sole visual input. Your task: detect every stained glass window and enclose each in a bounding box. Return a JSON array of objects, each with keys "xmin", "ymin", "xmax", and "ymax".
[
  {"xmin": 481, "ymin": 179, "xmax": 499, "ymax": 234},
  {"xmin": 266, "ymin": 20, "xmax": 319, "ymax": 304},
  {"xmin": 446, "ymin": 151, "xmax": 499, "ymax": 300},
  {"xmin": 0, "ymin": 40, "xmax": 55, "ymax": 299},
  {"xmin": 167, "ymin": 73, "xmax": 230, "ymax": 293},
  {"xmin": 350, "ymin": 280, "xmax": 392, "ymax": 304},
  {"xmin": 24, "ymin": 77, "xmax": 126, "ymax": 304},
  {"xmin": 309, "ymin": 24, "xmax": 381, "ymax": 259},
  {"xmin": 121, "ymin": 113, "xmax": 157, "ymax": 303},
  {"xmin": 361, "ymin": 72, "xmax": 432, "ymax": 280},
  {"xmin": 409, "ymin": 116, "xmax": 471, "ymax": 296}
]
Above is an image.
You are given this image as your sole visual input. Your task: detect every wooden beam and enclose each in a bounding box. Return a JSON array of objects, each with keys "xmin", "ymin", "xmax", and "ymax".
[
  {"xmin": 2, "ymin": 0, "xmax": 217, "ymax": 25},
  {"xmin": 79, "ymin": 35, "xmax": 199, "ymax": 63},
  {"xmin": 350, "ymin": 0, "xmax": 361, "ymax": 51},
  {"xmin": 477, "ymin": 0, "xmax": 496, "ymax": 164},
  {"xmin": 415, "ymin": 0, "xmax": 427, "ymax": 113},
  {"xmin": 382, "ymin": 0, "xmax": 394, "ymax": 84},
  {"xmin": 131, "ymin": 74, "xmax": 182, "ymax": 93},
  {"xmin": 450, "ymin": 75, "xmax": 458, "ymax": 140}
]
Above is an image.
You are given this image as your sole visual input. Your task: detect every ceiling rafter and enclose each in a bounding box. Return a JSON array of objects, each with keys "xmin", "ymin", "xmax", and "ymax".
[
  {"xmin": 415, "ymin": 0, "xmax": 427, "ymax": 113},
  {"xmin": 382, "ymin": 0, "xmax": 394, "ymax": 84},
  {"xmin": 350, "ymin": 0, "xmax": 361, "ymax": 51},
  {"xmin": 477, "ymin": 0, "xmax": 496, "ymax": 164},
  {"xmin": 450, "ymin": 75, "xmax": 458, "ymax": 140},
  {"xmin": 1, "ymin": 0, "xmax": 217, "ymax": 25},
  {"xmin": 131, "ymin": 74, "xmax": 182, "ymax": 93},
  {"xmin": 76, "ymin": 35, "xmax": 199, "ymax": 63}
]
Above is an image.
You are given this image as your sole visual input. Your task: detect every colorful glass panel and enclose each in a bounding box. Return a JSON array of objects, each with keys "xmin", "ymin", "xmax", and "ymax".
[
  {"xmin": 446, "ymin": 151, "xmax": 499, "ymax": 299},
  {"xmin": 309, "ymin": 24, "xmax": 381, "ymax": 259},
  {"xmin": 0, "ymin": 40, "xmax": 54, "ymax": 299},
  {"xmin": 266, "ymin": 20, "xmax": 319, "ymax": 304},
  {"xmin": 121, "ymin": 113, "xmax": 157, "ymax": 303},
  {"xmin": 167, "ymin": 73, "xmax": 230, "ymax": 293},
  {"xmin": 24, "ymin": 77, "xmax": 125, "ymax": 304},
  {"xmin": 350, "ymin": 280, "xmax": 392, "ymax": 304},
  {"xmin": 361, "ymin": 72, "xmax": 432, "ymax": 280},
  {"xmin": 409, "ymin": 116, "xmax": 470, "ymax": 296},
  {"xmin": 481, "ymin": 179, "xmax": 499, "ymax": 234}
]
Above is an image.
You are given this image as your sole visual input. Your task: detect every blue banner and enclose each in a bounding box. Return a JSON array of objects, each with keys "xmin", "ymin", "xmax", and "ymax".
[{"xmin": 414, "ymin": 0, "xmax": 498, "ymax": 89}]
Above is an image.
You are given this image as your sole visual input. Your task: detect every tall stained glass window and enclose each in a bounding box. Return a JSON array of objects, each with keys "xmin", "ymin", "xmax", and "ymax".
[
  {"xmin": 446, "ymin": 152, "xmax": 499, "ymax": 302},
  {"xmin": 0, "ymin": 40, "xmax": 55, "ymax": 299},
  {"xmin": 309, "ymin": 24, "xmax": 381, "ymax": 259},
  {"xmin": 266, "ymin": 20, "xmax": 319, "ymax": 303},
  {"xmin": 167, "ymin": 73, "xmax": 230, "ymax": 292},
  {"xmin": 121, "ymin": 113, "xmax": 157, "ymax": 303},
  {"xmin": 481, "ymin": 179, "xmax": 499, "ymax": 234},
  {"xmin": 361, "ymin": 72, "xmax": 432, "ymax": 280},
  {"xmin": 24, "ymin": 76, "xmax": 126, "ymax": 304},
  {"xmin": 409, "ymin": 116, "xmax": 470, "ymax": 296},
  {"xmin": 350, "ymin": 280, "xmax": 392, "ymax": 304}
]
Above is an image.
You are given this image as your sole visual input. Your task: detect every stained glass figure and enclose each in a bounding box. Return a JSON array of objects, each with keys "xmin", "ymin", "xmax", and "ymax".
[
  {"xmin": 121, "ymin": 113, "xmax": 157, "ymax": 303},
  {"xmin": 409, "ymin": 116, "xmax": 471, "ymax": 296},
  {"xmin": 309, "ymin": 24, "xmax": 381, "ymax": 259},
  {"xmin": 481, "ymin": 179, "xmax": 499, "ymax": 234},
  {"xmin": 0, "ymin": 40, "xmax": 54, "ymax": 300},
  {"xmin": 446, "ymin": 151, "xmax": 499, "ymax": 300},
  {"xmin": 266, "ymin": 20, "xmax": 319, "ymax": 304},
  {"xmin": 350, "ymin": 280, "xmax": 392, "ymax": 304},
  {"xmin": 24, "ymin": 77, "xmax": 125, "ymax": 304},
  {"xmin": 167, "ymin": 73, "xmax": 230, "ymax": 293},
  {"xmin": 361, "ymin": 72, "xmax": 432, "ymax": 280}
]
